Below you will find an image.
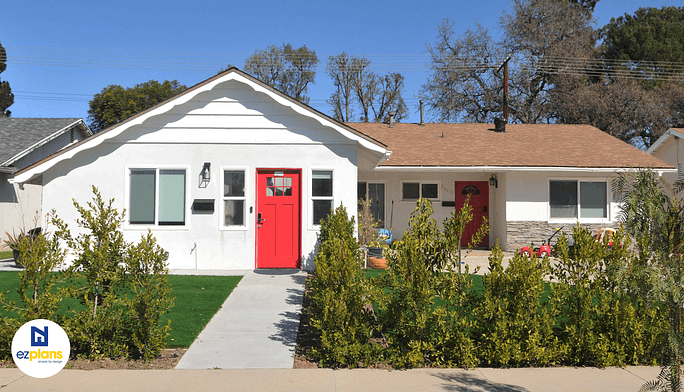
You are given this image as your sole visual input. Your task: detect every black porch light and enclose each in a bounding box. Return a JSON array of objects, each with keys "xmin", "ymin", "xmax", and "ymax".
[
  {"xmin": 202, "ymin": 162, "xmax": 211, "ymax": 182},
  {"xmin": 489, "ymin": 174, "xmax": 498, "ymax": 188}
]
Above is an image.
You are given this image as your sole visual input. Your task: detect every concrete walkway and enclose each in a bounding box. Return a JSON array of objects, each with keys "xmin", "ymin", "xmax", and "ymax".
[
  {"xmin": 0, "ymin": 366, "xmax": 661, "ymax": 391},
  {"xmin": 175, "ymin": 269, "xmax": 307, "ymax": 369}
]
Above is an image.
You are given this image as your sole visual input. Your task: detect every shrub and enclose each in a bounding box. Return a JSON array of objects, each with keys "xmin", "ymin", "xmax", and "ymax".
[
  {"xmin": 50, "ymin": 186, "xmax": 174, "ymax": 360},
  {"xmin": 308, "ymin": 205, "xmax": 375, "ymax": 367},
  {"xmin": 477, "ymin": 245, "xmax": 557, "ymax": 367}
]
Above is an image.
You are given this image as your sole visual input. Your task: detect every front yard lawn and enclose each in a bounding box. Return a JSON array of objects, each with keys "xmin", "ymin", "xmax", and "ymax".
[
  {"xmin": 0, "ymin": 272, "xmax": 241, "ymax": 348},
  {"xmin": 0, "ymin": 251, "xmax": 12, "ymax": 260}
]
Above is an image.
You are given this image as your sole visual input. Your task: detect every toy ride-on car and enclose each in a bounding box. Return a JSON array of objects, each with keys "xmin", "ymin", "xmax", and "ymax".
[{"xmin": 520, "ymin": 227, "xmax": 564, "ymax": 258}]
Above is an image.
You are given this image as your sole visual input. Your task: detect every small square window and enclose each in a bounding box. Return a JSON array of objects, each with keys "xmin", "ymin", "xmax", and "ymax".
[
  {"xmin": 422, "ymin": 183, "xmax": 439, "ymax": 199},
  {"xmin": 402, "ymin": 183, "xmax": 420, "ymax": 200}
]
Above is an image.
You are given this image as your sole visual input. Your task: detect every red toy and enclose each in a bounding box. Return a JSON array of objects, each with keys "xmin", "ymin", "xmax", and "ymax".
[{"xmin": 520, "ymin": 227, "xmax": 564, "ymax": 258}]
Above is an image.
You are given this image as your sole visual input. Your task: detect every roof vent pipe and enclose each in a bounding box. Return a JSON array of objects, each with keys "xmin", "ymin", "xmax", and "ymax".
[
  {"xmin": 419, "ymin": 100, "xmax": 425, "ymax": 125},
  {"xmin": 389, "ymin": 111, "xmax": 395, "ymax": 128},
  {"xmin": 494, "ymin": 117, "xmax": 506, "ymax": 133}
]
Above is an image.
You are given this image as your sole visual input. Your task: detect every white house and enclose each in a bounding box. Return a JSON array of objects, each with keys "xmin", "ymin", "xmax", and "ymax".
[
  {"xmin": 11, "ymin": 68, "xmax": 674, "ymax": 270},
  {"xmin": 1, "ymin": 118, "xmax": 92, "ymax": 249},
  {"xmin": 646, "ymin": 128, "xmax": 684, "ymax": 188}
]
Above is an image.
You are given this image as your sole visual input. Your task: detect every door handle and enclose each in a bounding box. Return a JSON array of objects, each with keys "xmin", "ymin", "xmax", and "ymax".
[
  {"xmin": 483, "ymin": 206, "xmax": 488, "ymax": 212},
  {"xmin": 257, "ymin": 212, "xmax": 265, "ymax": 223}
]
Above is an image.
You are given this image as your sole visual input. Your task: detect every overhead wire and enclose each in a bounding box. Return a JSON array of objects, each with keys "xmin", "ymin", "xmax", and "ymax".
[{"xmin": 4, "ymin": 46, "xmax": 684, "ymax": 105}]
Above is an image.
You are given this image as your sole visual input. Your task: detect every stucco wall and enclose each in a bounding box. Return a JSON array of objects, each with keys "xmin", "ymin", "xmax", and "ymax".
[
  {"xmin": 358, "ymin": 170, "xmax": 503, "ymax": 248},
  {"xmin": 40, "ymin": 81, "xmax": 360, "ymax": 271},
  {"xmin": 650, "ymin": 136, "xmax": 682, "ymax": 189}
]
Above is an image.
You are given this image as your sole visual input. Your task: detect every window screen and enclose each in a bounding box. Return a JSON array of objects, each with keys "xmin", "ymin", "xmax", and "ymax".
[
  {"xmin": 158, "ymin": 170, "xmax": 186, "ymax": 225},
  {"xmin": 580, "ymin": 182, "xmax": 607, "ymax": 218}
]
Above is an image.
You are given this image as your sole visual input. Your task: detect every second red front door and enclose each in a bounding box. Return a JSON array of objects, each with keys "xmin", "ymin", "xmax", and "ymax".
[{"xmin": 455, "ymin": 181, "xmax": 489, "ymax": 248}]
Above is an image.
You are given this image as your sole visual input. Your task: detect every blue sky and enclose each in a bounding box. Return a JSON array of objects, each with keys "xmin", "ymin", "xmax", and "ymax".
[{"xmin": 0, "ymin": 0, "xmax": 678, "ymax": 123}]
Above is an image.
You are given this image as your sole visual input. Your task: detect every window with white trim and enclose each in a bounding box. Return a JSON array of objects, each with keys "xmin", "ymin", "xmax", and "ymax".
[
  {"xmin": 550, "ymin": 180, "xmax": 607, "ymax": 219},
  {"xmin": 312, "ymin": 171, "xmax": 333, "ymax": 225},
  {"xmin": 223, "ymin": 170, "xmax": 246, "ymax": 226},
  {"xmin": 402, "ymin": 181, "xmax": 439, "ymax": 201},
  {"xmin": 130, "ymin": 168, "xmax": 186, "ymax": 225}
]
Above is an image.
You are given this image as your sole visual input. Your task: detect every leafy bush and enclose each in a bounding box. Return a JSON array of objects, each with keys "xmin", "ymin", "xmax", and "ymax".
[
  {"xmin": 308, "ymin": 205, "xmax": 376, "ymax": 367},
  {"xmin": 0, "ymin": 186, "xmax": 176, "ymax": 361},
  {"xmin": 477, "ymin": 245, "xmax": 558, "ymax": 367}
]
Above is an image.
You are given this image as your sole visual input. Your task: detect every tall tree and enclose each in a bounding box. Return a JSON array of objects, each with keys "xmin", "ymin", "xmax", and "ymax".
[
  {"xmin": 243, "ymin": 43, "xmax": 319, "ymax": 104},
  {"xmin": 327, "ymin": 52, "xmax": 407, "ymax": 123},
  {"xmin": 0, "ymin": 42, "xmax": 14, "ymax": 117},
  {"xmin": 600, "ymin": 6, "xmax": 684, "ymax": 78},
  {"xmin": 553, "ymin": 6, "xmax": 684, "ymax": 148},
  {"xmin": 421, "ymin": 0, "xmax": 595, "ymax": 124},
  {"xmin": 87, "ymin": 80, "xmax": 186, "ymax": 132}
]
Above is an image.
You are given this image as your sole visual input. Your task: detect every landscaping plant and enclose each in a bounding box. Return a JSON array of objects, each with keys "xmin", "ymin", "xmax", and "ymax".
[
  {"xmin": 50, "ymin": 186, "xmax": 174, "ymax": 360},
  {"xmin": 477, "ymin": 245, "xmax": 557, "ymax": 367},
  {"xmin": 308, "ymin": 205, "xmax": 376, "ymax": 367},
  {"xmin": 613, "ymin": 170, "xmax": 684, "ymax": 391}
]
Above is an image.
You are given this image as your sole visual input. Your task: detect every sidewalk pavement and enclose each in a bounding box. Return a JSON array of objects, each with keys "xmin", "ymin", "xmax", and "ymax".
[
  {"xmin": 175, "ymin": 269, "xmax": 307, "ymax": 369},
  {"xmin": 0, "ymin": 366, "xmax": 661, "ymax": 392}
]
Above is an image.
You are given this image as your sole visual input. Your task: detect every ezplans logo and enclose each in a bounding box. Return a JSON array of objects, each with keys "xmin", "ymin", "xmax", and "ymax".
[{"xmin": 12, "ymin": 319, "xmax": 70, "ymax": 378}]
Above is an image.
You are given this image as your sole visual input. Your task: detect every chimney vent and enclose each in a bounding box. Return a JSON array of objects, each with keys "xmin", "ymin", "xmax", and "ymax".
[
  {"xmin": 389, "ymin": 111, "xmax": 395, "ymax": 128},
  {"xmin": 494, "ymin": 118, "xmax": 506, "ymax": 133}
]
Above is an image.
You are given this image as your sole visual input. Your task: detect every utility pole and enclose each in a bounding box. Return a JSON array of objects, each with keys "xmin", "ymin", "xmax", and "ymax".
[{"xmin": 496, "ymin": 56, "xmax": 512, "ymax": 123}]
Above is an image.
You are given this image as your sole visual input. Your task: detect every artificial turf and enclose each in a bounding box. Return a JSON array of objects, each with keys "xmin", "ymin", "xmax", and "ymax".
[{"xmin": 0, "ymin": 272, "xmax": 242, "ymax": 348}]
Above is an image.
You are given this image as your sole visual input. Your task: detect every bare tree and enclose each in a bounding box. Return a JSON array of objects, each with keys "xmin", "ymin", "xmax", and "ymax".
[
  {"xmin": 244, "ymin": 43, "xmax": 319, "ymax": 104},
  {"xmin": 327, "ymin": 52, "xmax": 407, "ymax": 123},
  {"xmin": 421, "ymin": 0, "xmax": 595, "ymax": 124}
]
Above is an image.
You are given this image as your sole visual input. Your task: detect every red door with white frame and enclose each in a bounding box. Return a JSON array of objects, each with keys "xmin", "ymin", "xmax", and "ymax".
[
  {"xmin": 455, "ymin": 181, "xmax": 489, "ymax": 248},
  {"xmin": 256, "ymin": 169, "xmax": 301, "ymax": 268}
]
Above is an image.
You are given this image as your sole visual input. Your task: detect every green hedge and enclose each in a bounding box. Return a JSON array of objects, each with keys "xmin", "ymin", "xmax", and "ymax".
[{"xmin": 306, "ymin": 199, "xmax": 667, "ymax": 368}]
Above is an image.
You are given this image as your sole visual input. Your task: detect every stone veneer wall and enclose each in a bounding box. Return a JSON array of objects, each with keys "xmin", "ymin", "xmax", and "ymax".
[{"xmin": 507, "ymin": 221, "xmax": 614, "ymax": 251}]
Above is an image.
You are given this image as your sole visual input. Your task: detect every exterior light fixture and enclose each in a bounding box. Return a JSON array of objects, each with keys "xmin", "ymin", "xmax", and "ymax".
[
  {"xmin": 202, "ymin": 162, "xmax": 211, "ymax": 182},
  {"xmin": 489, "ymin": 174, "xmax": 498, "ymax": 188}
]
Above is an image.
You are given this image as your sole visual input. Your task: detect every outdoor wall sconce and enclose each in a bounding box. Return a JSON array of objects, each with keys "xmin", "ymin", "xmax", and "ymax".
[
  {"xmin": 201, "ymin": 162, "xmax": 211, "ymax": 182},
  {"xmin": 489, "ymin": 174, "xmax": 498, "ymax": 188}
]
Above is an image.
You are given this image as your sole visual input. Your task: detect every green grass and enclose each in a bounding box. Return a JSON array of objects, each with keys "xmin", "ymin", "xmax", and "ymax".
[
  {"xmin": 0, "ymin": 272, "xmax": 242, "ymax": 348},
  {"xmin": 0, "ymin": 251, "xmax": 12, "ymax": 260}
]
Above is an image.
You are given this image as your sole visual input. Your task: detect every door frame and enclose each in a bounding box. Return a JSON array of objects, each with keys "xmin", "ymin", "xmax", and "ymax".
[{"xmin": 254, "ymin": 168, "xmax": 302, "ymax": 269}]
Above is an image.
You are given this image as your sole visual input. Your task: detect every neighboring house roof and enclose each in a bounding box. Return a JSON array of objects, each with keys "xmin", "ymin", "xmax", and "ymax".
[
  {"xmin": 349, "ymin": 122, "xmax": 673, "ymax": 171},
  {"xmin": 13, "ymin": 68, "xmax": 387, "ymax": 184},
  {"xmin": 0, "ymin": 118, "xmax": 93, "ymax": 170},
  {"xmin": 646, "ymin": 128, "xmax": 684, "ymax": 156}
]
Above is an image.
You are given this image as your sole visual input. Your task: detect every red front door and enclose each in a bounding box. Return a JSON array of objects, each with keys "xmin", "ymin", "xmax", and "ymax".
[
  {"xmin": 256, "ymin": 169, "xmax": 301, "ymax": 268},
  {"xmin": 455, "ymin": 181, "xmax": 489, "ymax": 248}
]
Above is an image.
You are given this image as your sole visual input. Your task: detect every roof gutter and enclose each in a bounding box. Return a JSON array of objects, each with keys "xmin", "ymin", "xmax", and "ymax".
[{"xmin": 374, "ymin": 166, "xmax": 676, "ymax": 174}]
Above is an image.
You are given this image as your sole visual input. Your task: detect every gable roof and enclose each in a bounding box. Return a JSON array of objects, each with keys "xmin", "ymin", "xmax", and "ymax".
[
  {"xmin": 13, "ymin": 68, "xmax": 387, "ymax": 184},
  {"xmin": 349, "ymin": 122, "xmax": 673, "ymax": 171},
  {"xmin": 0, "ymin": 118, "xmax": 92, "ymax": 168},
  {"xmin": 646, "ymin": 128, "xmax": 684, "ymax": 156}
]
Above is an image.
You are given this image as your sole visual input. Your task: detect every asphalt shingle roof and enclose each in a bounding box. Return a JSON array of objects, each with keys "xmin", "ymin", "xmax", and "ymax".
[
  {"xmin": 348, "ymin": 122, "xmax": 672, "ymax": 169},
  {"xmin": 0, "ymin": 118, "xmax": 82, "ymax": 166}
]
